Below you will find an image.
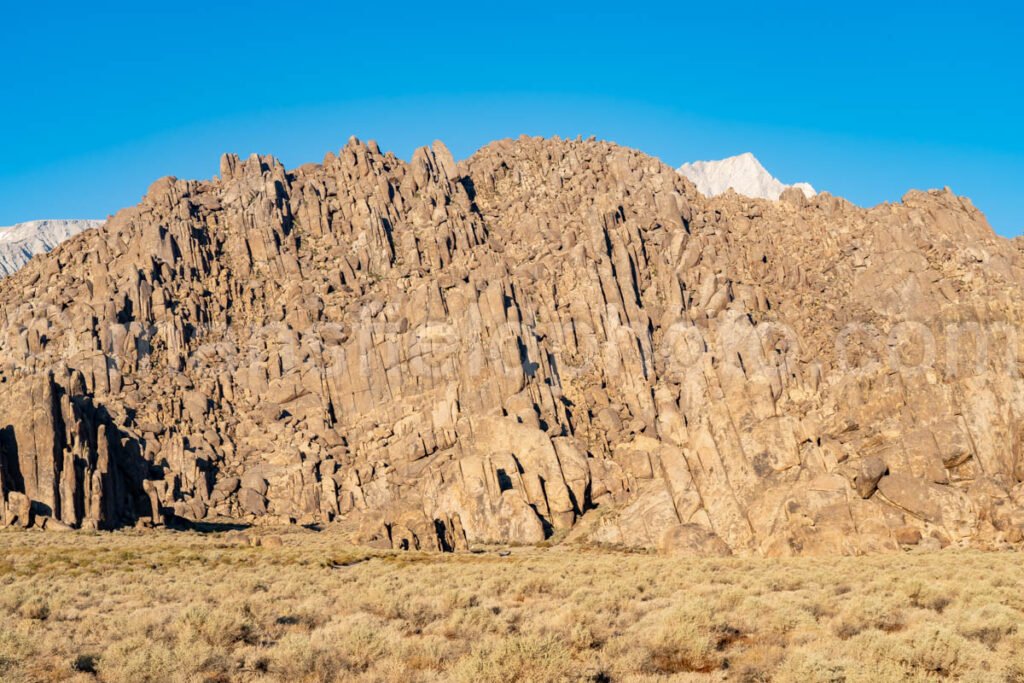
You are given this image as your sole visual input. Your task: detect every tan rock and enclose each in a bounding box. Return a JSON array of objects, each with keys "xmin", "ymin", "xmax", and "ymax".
[
  {"xmin": 894, "ymin": 526, "xmax": 923, "ymax": 546},
  {"xmin": 877, "ymin": 474, "xmax": 944, "ymax": 523},
  {"xmin": 261, "ymin": 535, "xmax": 284, "ymax": 549},
  {"xmin": 658, "ymin": 524, "xmax": 732, "ymax": 556},
  {"xmin": 0, "ymin": 134, "xmax": 1019, "ymax": 557},
  {"xmin": 853, "ymin": 456, "xmax": 888, "ymax": 499},
  {"xmin": 5, "ymin": 492, "xmax": 32, "ymax": 528}
]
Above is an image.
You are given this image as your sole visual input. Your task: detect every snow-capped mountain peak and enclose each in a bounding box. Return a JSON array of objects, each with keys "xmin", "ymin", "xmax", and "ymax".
[
  {"xmin": 0, "ymin": 219, "xmax": 103, "ymax": 277},
  {"xmin": 678, "ymin": 152, "xmax": 815, "ymax": 201}
]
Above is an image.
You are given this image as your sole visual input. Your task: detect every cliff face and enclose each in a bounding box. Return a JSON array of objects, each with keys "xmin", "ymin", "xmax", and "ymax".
[{"xmin": 2, "ymin": 135, "xmax": 1023, "ymax": 555}]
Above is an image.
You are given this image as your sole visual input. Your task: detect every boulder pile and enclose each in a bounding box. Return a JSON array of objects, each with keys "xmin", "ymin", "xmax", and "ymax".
[{"xmin": 2, "ymin": 135, "xmax": 1023, "ymax": 555}]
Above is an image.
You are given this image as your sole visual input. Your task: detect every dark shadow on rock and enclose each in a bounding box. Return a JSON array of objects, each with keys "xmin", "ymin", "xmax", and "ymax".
[{"xmin": 175, "ymin": 519, "xmax": 252, "ymax": 533}]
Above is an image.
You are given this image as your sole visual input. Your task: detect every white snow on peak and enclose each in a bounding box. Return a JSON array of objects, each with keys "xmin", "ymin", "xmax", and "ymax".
[
  {"xmin": 0, "ymin": 219, "xmax": 103, "ymax": 277},
  {"xmin": 678, "ymin": 152, "xmax": 816, "ymax": 201}
]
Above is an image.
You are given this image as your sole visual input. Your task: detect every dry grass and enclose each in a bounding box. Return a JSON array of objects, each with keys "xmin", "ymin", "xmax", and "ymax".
[{"xmin": 1, "ymin": 528, "xmax": 1022, "ymax": 682}]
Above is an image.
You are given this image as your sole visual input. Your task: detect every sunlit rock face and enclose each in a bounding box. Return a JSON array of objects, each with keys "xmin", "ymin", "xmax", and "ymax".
[{"xmin": 2, "ymin": 136, "xmax": 1023, "ymax": 557}]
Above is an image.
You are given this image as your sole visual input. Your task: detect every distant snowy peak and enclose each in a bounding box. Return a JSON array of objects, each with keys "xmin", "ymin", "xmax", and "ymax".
[
  {"xmin": 0, "ymin": 219, "xmax": 103, "ymax": 277},
  {"xmin": 678, "ymin": 152, "xmax": 816, "ymax": 201}
]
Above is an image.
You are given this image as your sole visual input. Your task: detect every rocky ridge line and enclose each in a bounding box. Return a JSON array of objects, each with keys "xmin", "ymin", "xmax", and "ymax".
[{"xmin": 0, "ymin": 135, "xmax": 1022, "ymax": 557}]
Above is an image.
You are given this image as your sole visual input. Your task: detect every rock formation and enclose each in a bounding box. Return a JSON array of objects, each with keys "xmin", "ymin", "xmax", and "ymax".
[
  {"xmin": 0, "ymin": 219, "xmax": 103, "ymax": 277},
  {"xmin": 0, "ymin": 371, "xmax": 147, "ymax": 529},
  {"xmin": 679, "ymin": 152, "xmax": 815, "ymax": 200},
  {"xmin": 1, "ymin": 135, "xmax": 1023, "ymax": 556}
]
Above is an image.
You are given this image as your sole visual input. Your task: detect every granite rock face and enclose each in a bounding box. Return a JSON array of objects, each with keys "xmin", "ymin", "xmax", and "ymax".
[
  {"xmin": 1, "ymin": 135, "xmax": 1023, "ymax": 555},
  {"xmin": 0, "ymin": 372, "xmax": 146, "ymax": 529}
]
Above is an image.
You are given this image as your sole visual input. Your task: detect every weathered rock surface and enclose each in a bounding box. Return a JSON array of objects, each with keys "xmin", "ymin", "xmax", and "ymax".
[
  {"xmin": 1, "ymin": 135, "xmax": 1023, "ymax": 555},
  {"xmin": 0, "ymin": 371, "xmax": 146, "ymax": 529}
]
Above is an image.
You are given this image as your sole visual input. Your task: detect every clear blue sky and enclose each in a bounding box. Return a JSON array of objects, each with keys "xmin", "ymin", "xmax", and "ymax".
[{"xmin": 3, "ymin": 2, "xmax": 1021, "ymax": 234}]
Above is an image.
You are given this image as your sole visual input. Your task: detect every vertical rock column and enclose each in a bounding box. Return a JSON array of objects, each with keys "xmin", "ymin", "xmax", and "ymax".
[{"xmin": 0, "ymin": 373, "xmax": 141, "ymax": 529}]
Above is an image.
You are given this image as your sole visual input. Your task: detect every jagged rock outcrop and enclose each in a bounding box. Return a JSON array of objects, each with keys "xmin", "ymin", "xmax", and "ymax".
[
  {"xmin": 1, "ymin": 135, "xmax": 1023, "ymax": 556},
  {"xmin": 0, "ymin": 370, "xmax": 148, "ymax": 529}
]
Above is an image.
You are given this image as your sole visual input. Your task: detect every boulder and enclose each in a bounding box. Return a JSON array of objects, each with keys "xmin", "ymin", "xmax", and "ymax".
[
  {"xmin": 853, "ymin": 456, "xmax": 888, "ymax": 499},
  {"xmin": 894, "ymin": 526, "xmax": 922, "ymax": 546},
  {"xmin": 658, "ymin": 524, "xmax": 732, "ymax": 557},
  {"xmin": 5, "ymin": 492, "xmax": 32, "ymax": 528}
]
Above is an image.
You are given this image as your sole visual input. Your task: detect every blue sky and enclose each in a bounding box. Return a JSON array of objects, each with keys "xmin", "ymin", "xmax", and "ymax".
[{"xmin": 3, "ymin": 2, "xmax": 1021, "ymax": 234}]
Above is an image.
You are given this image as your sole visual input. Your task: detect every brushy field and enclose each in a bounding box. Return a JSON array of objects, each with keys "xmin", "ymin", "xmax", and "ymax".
[{"xmin": 0, "ymin": 528, "xmax": 1022, "ymax": 682}]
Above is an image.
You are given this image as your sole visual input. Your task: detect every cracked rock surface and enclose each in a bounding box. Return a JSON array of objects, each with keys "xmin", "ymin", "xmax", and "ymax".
[{"xmin": 2, "ymin": 135, "xmax": 1024, "ymax": 555}]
